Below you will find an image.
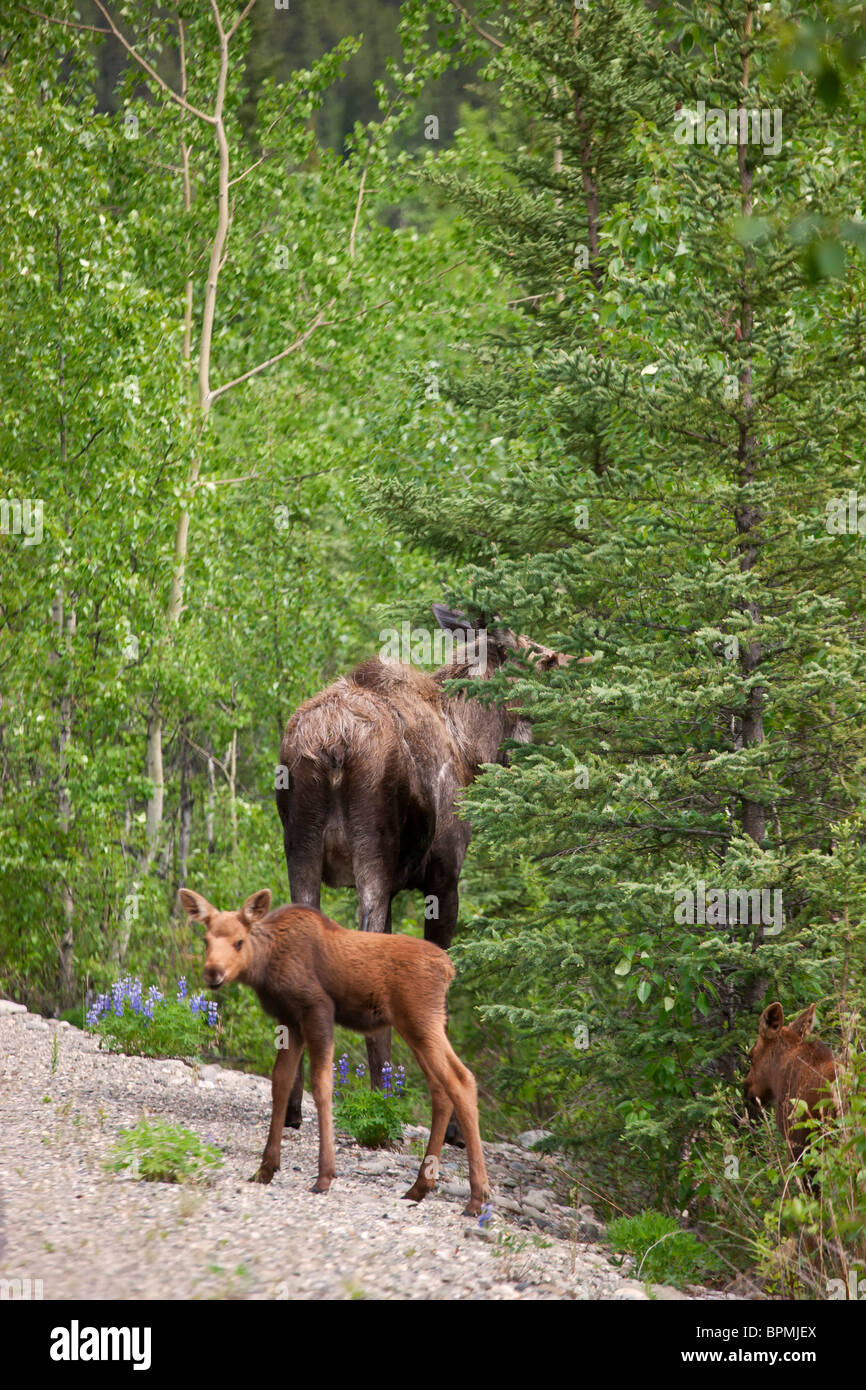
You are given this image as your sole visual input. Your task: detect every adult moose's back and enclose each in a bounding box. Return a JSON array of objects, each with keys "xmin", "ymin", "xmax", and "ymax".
[{"xmin": 275, "ymin": 604, "xmax": 576, "ymax": 1120}]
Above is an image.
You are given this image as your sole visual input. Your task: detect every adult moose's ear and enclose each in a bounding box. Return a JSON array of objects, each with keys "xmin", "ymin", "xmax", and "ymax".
[
  {"xmin": 240, "ymin": 889, "xmax": 272, "ymax": 925},
  {"xmin": 759, "ymin": 1001, "xmax": 785, "ymax": 1038},
  {"xmin": 432, "ymin": 603, "xmax": 474, "ymax": 636},
  {"xmin": 178, "ymin": 889, "xmax": 215, "ymax": 925},
  {"xmin": 433, "ymin": 602, "xmax": 507, "ymax": 672},
  {"xmin": 788, "ymin": 1003, "xmax": 817, "ymax": 1039}
]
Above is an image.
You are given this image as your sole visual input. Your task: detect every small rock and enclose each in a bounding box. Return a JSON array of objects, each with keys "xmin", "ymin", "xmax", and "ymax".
[
  {"xmin": 523, "ymin": 1187, "xmax": 551, "ymax": 1212},
  {"xmin": 0, "ymin": 999, "xmax": 27, "ymax": 1015},
  {"xmin": 356, "ymin": 1157, "xmax": 393, "ymax": 1175},
  {"xmin": 613, "ymin": 1283, "xmax": 650, "ymax": 1301},
  {"xmin": 576, "ymin": 1218, "xmax": 604, "ymax": 1241},
  {"xmin": 495, "ymin": 1196, "xmax": 521, "ymax": 1215},
  {"xmin": 438, "ymin": 1180, "xmax": 470, "ymax": 1199},
  {"xmin": 515, "ymin": 1130, "xmax": 553, "ymax": 1151},
  {"xmin": 649, "ymin": 1284, "xmax": 690, "ymax": 1301}
]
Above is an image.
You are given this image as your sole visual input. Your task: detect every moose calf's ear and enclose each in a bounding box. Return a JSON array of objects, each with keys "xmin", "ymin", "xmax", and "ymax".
[
  {"xmin": 788, "ymin": 1003, "xmax": 817, "ymax": 1039},
  {"xmin": 240, "ymin": 888, "xmax": 272, "ymax": 925},
  {"xmin": 759, "ymin": 1001, "xmax": 785, "ymax": 1038},
  {"xmin": 178, "ymin": 888, "xmax": 214, "ymax": 924}
]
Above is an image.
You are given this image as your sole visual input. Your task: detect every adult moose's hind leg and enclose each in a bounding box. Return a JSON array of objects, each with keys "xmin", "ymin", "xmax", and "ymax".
[
  {"xmin": 282, "ymin": 831, "xmax": 323, "ymax": 1128},
  {"xmin": 355, "ymin": 870, "xmax": 393, "ymax": 1089},
  {"xmin": 422, "ymin": 868, "xmax": 464, "ymax": 1145}
]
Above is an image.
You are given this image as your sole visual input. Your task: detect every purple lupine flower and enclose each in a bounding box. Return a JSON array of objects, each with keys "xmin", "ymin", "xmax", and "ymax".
[
  {"xmin": 478, "ymin": 1202, "xmax": 493, "ymax": 1229},
  {"xmin": 395, "ymin": 1065, "xmax": 405, "ymax": 1098},
  {"xmin": 355, "ymin": 1062, "xmax": 366, "ymax": 1079},
  {"xmin": 176, "ymin": 976, "xmax": 187, "ymax": 1003},
  {"xmin": 142, "ymin": 1000, "xmax": 154, "ymax": 1020},
  {"xmin": 338, "ymin": 1054, "xmax": 349, "ymax": 1084},
  {"xmin": 382, "ymin": 1061, "xmax": 393, "ymax": 1098},
  {"xmin": 207, "ymin": 1001, "xmax": 219, "ymax": 1027}
]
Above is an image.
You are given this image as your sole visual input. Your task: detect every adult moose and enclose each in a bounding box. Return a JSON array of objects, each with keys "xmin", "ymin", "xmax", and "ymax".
[{"xmin": 274, "ymin": 603, "xmax": 577, "ymax": 1127}]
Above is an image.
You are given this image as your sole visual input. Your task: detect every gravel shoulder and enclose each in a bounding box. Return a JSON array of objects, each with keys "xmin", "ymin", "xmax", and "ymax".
[{"xmin": 0, "ymin": 1002, "xmax": 732, "ymax": 1301}]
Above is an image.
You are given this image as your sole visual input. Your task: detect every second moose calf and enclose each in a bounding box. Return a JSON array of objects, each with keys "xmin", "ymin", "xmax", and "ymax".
[
  {"xmin": 179, "ymin": 887, "xmax": 490, "ymax": 1216},
  {"xmin": 743, "ymin": 1001, "xmax": 839, "ymax": 1164}
]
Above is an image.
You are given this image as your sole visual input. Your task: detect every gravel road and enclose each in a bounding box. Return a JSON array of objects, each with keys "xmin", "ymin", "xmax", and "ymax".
[{"xmin": 0, "ymin": 1001, "xmax": 732, "ymax": 1301}]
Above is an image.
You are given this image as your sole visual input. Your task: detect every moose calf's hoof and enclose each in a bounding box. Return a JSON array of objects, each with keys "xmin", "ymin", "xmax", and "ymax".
[
  {"xmin": 252, "ymin": 1164, "xmax": 276, "ymax": 1184},
  {"xmin": 402, "ymin": 1183, "xmax": 430, "ymax": 1204},
  {"xmin": 462, "ymin": 1199, "xmax": 484, "ymax": 1218},
  {"xmin": 310, "ymin": 1179, "xmax": 332, "ymax": 1194},
  {"xmin": 284, "ymin": 1107, "xmax": 303, "ymax": 1130}
]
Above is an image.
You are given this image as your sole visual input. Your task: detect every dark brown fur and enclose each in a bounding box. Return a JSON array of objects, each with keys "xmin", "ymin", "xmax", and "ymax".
[
  {"xmin": 743, "ymin": 1002, "xmax": 839, "ymax": 1163},
  {"xmin": 179, "ymin": 887, "xmax": 490, "ymax": 1216},
  {"xmin": 275, "ymin": 604, "xmax": 576, "ymax": 1107}
]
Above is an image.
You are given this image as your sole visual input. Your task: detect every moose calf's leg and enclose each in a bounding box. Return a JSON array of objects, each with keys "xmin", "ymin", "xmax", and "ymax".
[
  {"xmin": 307, "ymin": 1032, "xmax": 337, "ymax": 1194},
  {"xmin": 255, "ymin": 1031, "xmax": 302, "ymax": 1184},
  {"xmin": 403, "ymin": 1074, "xmax": 451, "ymax": 1206},
  {"xmin": 436, "ymin": 1039, "xmax": 489, "ymax": 1217}
]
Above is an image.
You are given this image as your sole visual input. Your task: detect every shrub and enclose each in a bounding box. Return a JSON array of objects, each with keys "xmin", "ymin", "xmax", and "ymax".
[
  {"xmin": 87, "ymin": 974, "xmax": 219, "ymax": 1059},
  {"xmin": 105, "ymin": 1117, "xmax": 223, "ymax": 1184},
  {"xmin": 333, "ymin": 1056, "xmax": 411, "ymax": 1148},
  {"xmin": 608, "ymin": 1209, "xmax": 722, "ymax": 1289}
]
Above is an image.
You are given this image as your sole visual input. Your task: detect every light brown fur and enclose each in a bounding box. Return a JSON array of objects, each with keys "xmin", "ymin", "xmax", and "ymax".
[
  {"xmin": 179, "ymin": 887, "xmax": 490, "ymax": 1216},
  {"xmin": 743, "ymin": 1001, "xmax": 839, "ymax": 1163}
]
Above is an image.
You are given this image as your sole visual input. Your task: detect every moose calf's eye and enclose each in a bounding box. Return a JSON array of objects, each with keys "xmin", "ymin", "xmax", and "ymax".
[{"xmin": 234, "ymin": 940, "xmax": 243, "ymax": 951}]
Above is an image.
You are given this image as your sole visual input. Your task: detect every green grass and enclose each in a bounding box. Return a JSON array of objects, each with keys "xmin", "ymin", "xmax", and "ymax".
[
  {"xmin": 105, "ymin": 1117, "xmax": 223, "ymax": 1185},
  {"xmin": 608, "ymin": 1209, "xmax": 723, "ymax": 1289}
]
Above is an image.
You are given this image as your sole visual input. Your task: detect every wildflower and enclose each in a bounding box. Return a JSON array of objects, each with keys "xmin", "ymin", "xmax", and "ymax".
[
  {"xmin": 355, "ymin": 1062, "xmax": 366, "ymax": 1079},
  {"xmin": 478, "ymin": 1203, "xmax": 493, "ymax": 1229},
  {"xmin": 395, "ymin": 1065, "xmax": 405, "ymax": 1098},
  {"xmin": 382, "ymin": 1061, "xmax": 393, "ymax": 1098},
  {"xmin": 176, "ymin": 976, "xmax": 187, "ymax": 1003},
  {"xmin": 206, "ymin": 1001, "xmax": 219, "ymax": 1027}
]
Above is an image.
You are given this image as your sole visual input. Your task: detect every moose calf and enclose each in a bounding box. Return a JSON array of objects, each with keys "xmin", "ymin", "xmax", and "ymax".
[
  {"xmin": 178, "ymin": 887, "xmax": 490, "ymax": 1216},
  {"xmin": 743, "ymin": 1001, "xmax": 839, "ymax": 1163}
]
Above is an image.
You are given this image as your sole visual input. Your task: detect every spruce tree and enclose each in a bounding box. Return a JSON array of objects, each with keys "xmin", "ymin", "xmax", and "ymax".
[{"xmin": 367, "ymin": 0, "xmax": 866, "ymax": 1202}]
